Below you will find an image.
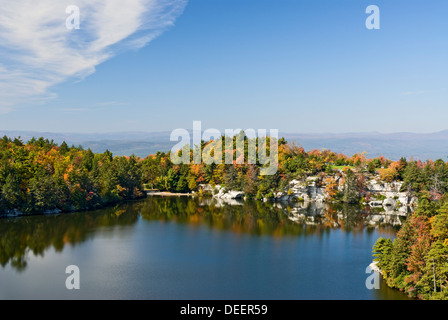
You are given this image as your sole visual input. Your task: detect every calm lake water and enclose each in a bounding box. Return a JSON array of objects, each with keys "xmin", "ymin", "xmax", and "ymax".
[{"xmin": 0, "ymin": 196, "xmax": 411, "ymax": 300}]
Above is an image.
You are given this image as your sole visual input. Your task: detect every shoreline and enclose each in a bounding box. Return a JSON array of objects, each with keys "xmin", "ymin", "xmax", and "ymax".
[
  {"xmin": 0, "ymin": 195, "xmax": 148, "ymax": 219},
  {"xmin": 146, "ymin": 190, "xmax": 193, "ymax": 197}
]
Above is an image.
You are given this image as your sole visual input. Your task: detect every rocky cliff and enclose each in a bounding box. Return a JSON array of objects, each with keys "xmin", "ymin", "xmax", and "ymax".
[{"xmin": 206, "ymin": 174, "xmax": 417, "ymax": 216}]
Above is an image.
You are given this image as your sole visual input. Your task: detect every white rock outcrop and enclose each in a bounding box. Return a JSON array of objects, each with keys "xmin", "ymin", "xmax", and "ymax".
[{"xmin": 208, "ymin": 174, "xmax": 417, "ymax": 216}]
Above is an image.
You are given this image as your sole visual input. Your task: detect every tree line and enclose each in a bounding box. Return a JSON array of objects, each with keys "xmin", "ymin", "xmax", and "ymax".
[
  {"xmin": 373, "ymin": 197, "xmax": 448, "ymax": 300},
  {"xmin": 0, "ymin": 136, "xmax": 144, "ymax": 215},
  {"xmin": 4, "ymin": 134, "xmax": 448, "ymax": 212},
  {"xmin": 141, "ymin": 134, "xmax": 448, "ymax": 204}
]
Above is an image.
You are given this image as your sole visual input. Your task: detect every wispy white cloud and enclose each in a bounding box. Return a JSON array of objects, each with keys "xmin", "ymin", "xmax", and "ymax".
[
  {"xmin": 0, "ymin": 0, "xmax": 187, "ymax": 113},
  {"xmin": 57, "ymin": 100, "xmax": 128, "ymax": 113},
  {"xmin": 400, "ymin": 90, "xmax": 431, "ymax": 96}
]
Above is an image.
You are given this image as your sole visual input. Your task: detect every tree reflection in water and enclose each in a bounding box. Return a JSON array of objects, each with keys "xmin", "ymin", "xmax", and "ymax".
[{"xmin": 0, "ymin": 196, "xmax": 405, "ymax": 271}]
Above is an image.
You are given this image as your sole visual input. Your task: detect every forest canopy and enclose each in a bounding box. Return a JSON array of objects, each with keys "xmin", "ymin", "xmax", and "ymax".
[
  {"xmin": 3, "ymin": 133, "xmax": 448, "ymax": 214},
  {"xmin": 0, "ymin": 136, "xmax": 144, "ymax": 214}
]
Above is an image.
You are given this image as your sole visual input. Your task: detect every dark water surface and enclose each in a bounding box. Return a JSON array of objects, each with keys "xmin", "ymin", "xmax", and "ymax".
[{"xmin": 0, "ymin": 197, "xmax": 411, "ymax": 299}]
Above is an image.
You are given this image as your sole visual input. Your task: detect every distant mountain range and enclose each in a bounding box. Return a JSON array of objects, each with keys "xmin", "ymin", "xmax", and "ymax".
[
  {"xmin": 283, "ymin": 131, "xmax": 448, "ymax": 161},
  {"xmin": 2, "ymin": 129, "xmax": 448, "ymax": 161}
]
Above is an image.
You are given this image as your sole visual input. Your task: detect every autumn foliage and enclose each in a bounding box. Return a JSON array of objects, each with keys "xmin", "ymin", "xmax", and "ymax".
[
  {"xmin": 0, "ymin": 136, "xmax": 144, "ymax": 214},
  {"xmin": 373, "ymin": 204, "xmax": 448, "ymax": 299}
]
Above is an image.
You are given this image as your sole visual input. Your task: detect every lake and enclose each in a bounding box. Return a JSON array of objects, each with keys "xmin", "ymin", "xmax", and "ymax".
[{"xmin": 0, "ymin": 196, "xmax": 411, "ymax": 300}]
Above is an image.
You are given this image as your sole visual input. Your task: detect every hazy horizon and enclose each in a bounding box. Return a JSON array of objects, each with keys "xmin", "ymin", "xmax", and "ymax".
[
  {"xmin": 3, "ymin": 128, "xmax": 448, "ymax": 161},
  {"xmin": 3, "ymin": 128, "xmax": 448, "ymax": 136}
]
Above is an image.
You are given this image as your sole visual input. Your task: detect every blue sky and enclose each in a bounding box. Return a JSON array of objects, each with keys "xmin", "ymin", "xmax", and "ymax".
[{"xmin": 0, "ymin": 0, "xmax": 447, "ymax": 134}]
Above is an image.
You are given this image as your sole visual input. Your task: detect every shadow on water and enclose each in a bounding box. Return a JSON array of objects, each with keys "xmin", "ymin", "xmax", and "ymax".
[{"xmin": 0, "ymin": 196, "xmax": 404, "ymax": 272}]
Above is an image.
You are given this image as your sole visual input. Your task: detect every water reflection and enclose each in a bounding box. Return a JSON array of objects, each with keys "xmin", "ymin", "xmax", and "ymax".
[
  {"xmin": 0, "ymin": 205, "xmax": 139, "ymax": 272},
  {"xmin": 0, "ymin": 196, "xmax": 405, "ymax": 272},
  {"xmin": 140, "ymin": 197, "xmax": 404, "ymax": 237}
]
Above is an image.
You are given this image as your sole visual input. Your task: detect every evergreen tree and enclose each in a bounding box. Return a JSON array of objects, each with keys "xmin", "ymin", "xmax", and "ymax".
[{"xmin": 342, "ymin": 169, "xmax": 360, "ymax": 204}]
